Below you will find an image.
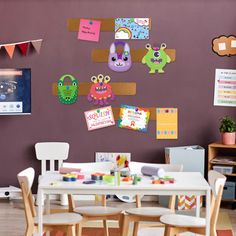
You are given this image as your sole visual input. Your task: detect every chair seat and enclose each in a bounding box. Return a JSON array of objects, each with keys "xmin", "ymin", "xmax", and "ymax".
[
  {"xmin": 74, "ymin": 206, "xmax": 122, "ymax": 216},
  {"xmin": 160, "ymin": 214, "xmax": 206, "ymax": 228},
  {"xmin": 34, "ymin": 213, "xmax": 83, "ymax": 225},
  {"xmin": 126, "ymin": 207, "xmax": 173, "ymax": 217}
]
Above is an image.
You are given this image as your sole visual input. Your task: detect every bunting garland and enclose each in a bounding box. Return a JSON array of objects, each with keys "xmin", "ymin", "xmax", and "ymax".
[{"xmin": 0, "ymin": 39, "xmax": 43, "ymax": 59}]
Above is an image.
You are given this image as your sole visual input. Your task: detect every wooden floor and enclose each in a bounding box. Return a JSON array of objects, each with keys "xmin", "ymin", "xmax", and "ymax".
[{"xmin": 0, "ymin": 198, "xmax": 235, "ymax": 236}]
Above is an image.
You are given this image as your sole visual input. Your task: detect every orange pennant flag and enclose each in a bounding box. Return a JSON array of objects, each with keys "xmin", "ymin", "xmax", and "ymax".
[{"xmin": 4, "ymin": 45, "xmax": 15, "ymax": 59}]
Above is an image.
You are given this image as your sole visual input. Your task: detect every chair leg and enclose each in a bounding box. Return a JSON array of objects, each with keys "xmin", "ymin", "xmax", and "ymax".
[
  {"xmin": 103, "ymin": 220, "xmax": 109, "ymax": 236},
  {"xmin": 164, "ymin": 225, "xmax": 181, "ymax": 236},
  {"xmin": 67, "ymin": 225, "xmax": 76, "ymax": 236},
  {"xmin": 133, "ymin": 222, "xmax": 139, "ymax": 236},
  {"xmin": 119, "ymin": 214, "xmax": 124, "ymax": 236},
  {"xmin": 25, "ymin": 225, "xmax": 34, "ymax": 236},
  {"xmin": 76, "ymin": 224, "xmax": 82, "ymax": 236},
  {"xmin": 122, "ymin": 215, "xmax": 130, "ymax": 236}
]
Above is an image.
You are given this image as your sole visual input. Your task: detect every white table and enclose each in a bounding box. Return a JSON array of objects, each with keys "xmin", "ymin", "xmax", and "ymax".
[{"xmin": 37, "ymin": 172, "xmax": 211, "ymax": 236}]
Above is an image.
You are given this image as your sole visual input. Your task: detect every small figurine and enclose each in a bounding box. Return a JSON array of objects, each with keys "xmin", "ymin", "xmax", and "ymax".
[{"xmin": 142, "ymin": 43, "xmax": 171, "ymax": 74}]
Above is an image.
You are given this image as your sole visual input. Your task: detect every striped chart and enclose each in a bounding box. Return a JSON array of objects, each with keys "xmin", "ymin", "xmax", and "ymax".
[{"xmin": 214, "ymin": 69, "xmax": 236, "ymax": 106}]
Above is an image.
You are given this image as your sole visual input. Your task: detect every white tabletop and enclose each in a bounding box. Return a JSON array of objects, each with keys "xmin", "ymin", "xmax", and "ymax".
[{"xmin": 38, "ymin": 171, "xmax": 210, "ymax": 196}]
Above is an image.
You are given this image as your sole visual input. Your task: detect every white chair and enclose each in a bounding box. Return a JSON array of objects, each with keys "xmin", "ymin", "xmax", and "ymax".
[
  {"xmin": 35, "ymin": 142, "xmax": 69, "ymax": 206},
  {"xmin": 160, "ymin": 170, "xmax": 226, "ymax": 236},
  {"xmin": 122, "ymin": 162, "xmax": 183, "ymax": 236},
  {"xmin": 62, "ymin": 162, "xmax": 123, "ymax": 236},
  {"xmin": 17, "ymin": 167, "xmax": 83, "ymax": 236}
]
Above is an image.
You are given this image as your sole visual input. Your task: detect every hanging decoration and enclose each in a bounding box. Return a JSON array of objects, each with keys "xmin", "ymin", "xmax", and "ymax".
[
  {"xmin": 87, "ymin": 74, "xmax": 115, "ymax": 106},
  {"xmin": 57, "ymin": 74, "xmax": 78, "ymax": 104},
  {"xmin": 142, "ymin": 43, "xmax": 171, "ymax": 74},
  {"xmin": 108, "ymin": 41, "xmax": 132, "ymax": 72},
  {"xmin": 0, "ymin": 39, "xmax": 43, "ymax": 58}
]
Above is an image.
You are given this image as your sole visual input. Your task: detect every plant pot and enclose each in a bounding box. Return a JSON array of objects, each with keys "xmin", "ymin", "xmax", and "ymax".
[{"xmin": 221, "ymin": 132, "xmax": 236, "ymax": 145}]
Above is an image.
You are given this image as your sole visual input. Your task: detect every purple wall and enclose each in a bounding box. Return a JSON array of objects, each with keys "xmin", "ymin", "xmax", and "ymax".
[{"xmin": 0, "ymin": 0, "xmax": 236, "ymax": 187}]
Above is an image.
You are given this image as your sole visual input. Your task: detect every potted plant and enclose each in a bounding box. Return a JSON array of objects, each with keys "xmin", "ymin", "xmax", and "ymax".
[{"xmin": 219, "ymin": 116, "xmax": 236, "ymax": 145}]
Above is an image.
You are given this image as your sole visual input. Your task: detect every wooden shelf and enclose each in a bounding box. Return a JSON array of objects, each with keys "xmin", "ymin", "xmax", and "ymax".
[
  {"xmin": 222, "ymin": 199, "xmax": 236, "ymax": 202},
  {"xmin": 224, "ymin": 173, "xmax": 236, "ymax": 177}
]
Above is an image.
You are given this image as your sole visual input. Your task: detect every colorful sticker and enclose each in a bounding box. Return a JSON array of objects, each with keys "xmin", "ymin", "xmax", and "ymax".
[
  {"xmin": 115, "ymin": 18, "xmax": 149, "ymax": 40},
  {"xmin": 214, "ymin": 69, "xmax": 236, "ymax": 107},
  {"xmin": 57, "ymin": 74, "xmax": 78, "ymax": 104},
  {"xmin": 84, "ymin": 106, "xmax": 115, "ymax": 131},
  {"xmin": 87, "ymin": 74, "xmax": 115, "ymax": 106},
  {"xmin": 108, "ymin": 41, "xmax": 132, "ymax": 72},
  {"xmin": 118, "ymin": 105, "xmax": 150, "ymax": 132},
  {"xmin": 78, "ymin": 19, "xmax": 101, "ymax": 42},
  {"xmin": 142, "ymin": 43, "xmax": 171, "ymax": 74},
  {"xmin": 156, "ymin": 108, "xmax": 178, "ymax": 139}
]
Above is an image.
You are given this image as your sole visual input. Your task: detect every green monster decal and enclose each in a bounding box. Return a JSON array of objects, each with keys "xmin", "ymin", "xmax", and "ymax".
[
  {"xmin": 57, "ymin": 74, "xmax": 78, "ymax": 104},
  {"xmin": 142, "ymin": 43, "xmax": 171, "ymax": 74}
]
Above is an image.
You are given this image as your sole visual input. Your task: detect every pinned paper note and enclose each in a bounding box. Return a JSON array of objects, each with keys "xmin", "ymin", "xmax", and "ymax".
[
  {"xmin": 118, "ymin": 105, "xmax": 150, "ymax": 132},
  {"xmin": 84, "ymin": 106, "xmax": 115, "ymax": 131},
  {"xmin": 78, "ymin": 19, "xmax": 101, "ymax": 42},
  {"xmin": 214, "ymin": 69, "xmax": 236, "ymax": 107},
  {"xmin": 156, "ymin": 108, "xmax": 178, "ymax": 139},
  {"xmin": 115, "ymin": 18, "xmax": 150, "ymax": 40}
]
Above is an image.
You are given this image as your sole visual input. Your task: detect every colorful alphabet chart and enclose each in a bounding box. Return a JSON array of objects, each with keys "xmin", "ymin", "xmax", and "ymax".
[
  {"xmin": 84, "ymin": 106, "xmax": 115, "ymax": 131},
  {"xmin": 118, "ymin": 105, "xmax": 150, "ymax": 132},
  {"xmin": 115, "ymin": 18, "xmax": 150, "ymax": 40},
  {"xmin": 78, "ymin": 19, "xmax": 101, "ymax": 42},
  {"xmin": 156, "ymin": 108, "xmax": 178, "ymax": 139},
  {"xmin": 214, "ymin": 69, "xmax": 236, "ymax": 107}
]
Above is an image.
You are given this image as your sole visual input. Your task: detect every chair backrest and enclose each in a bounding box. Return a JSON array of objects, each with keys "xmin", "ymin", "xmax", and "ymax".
[
  {"xmin": 17, "ymin": 167, "xmax": 36, "ymax": 226},
  {"xmin": 208, "ymin": 170, "xmax": 226, "ymax": 230},
  {"xmin": 62, "ymin": 161, "xmax": 114, "ymax": 173},
  {"xmin": 35, "ymin": 142, "xmax": 69, "ymax": 175},
  {"xmin": 129, "ymin": 161, "xmax": 183, "ymax": 174}
]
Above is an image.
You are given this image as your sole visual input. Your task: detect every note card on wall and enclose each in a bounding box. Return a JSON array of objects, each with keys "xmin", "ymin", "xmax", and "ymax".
[
  {"xmin": 214, "ymin": 69, "xmax": 236, "ymax": 107},
  {"xmin": 156, "ymin": 108, "xmax": 178, "ymax": 139},
  {"xmin": 78, "ymin": 19, "xmax": 101, "ymax": 42}
]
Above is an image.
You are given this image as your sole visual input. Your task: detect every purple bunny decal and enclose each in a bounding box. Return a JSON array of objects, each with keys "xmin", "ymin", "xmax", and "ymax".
[{"xmin": 108, "ymin": 41, "xmax": 132, "ymax": 72}]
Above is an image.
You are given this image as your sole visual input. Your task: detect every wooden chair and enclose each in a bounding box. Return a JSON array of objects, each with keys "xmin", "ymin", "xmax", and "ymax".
[
  {"xmin": 160, "ymin": 170, "xmax": 226, "ymax": 236},
  {"xmin": 35, "ymin": 142, "xmax": 69, "ymax": 206},
  {"xmin": 122, "ymin": 162, "xmax": 183, "ymax": 236},
  {"xmin": 63, "ymin": 162, "xmax": 124, "ymax": 236},
  {"xmin": 17, "ymin": 167, "xmax": 83, "ymax": 236}
]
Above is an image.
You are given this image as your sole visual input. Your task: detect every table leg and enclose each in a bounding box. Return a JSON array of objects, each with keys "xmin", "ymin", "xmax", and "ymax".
[
  {"xmin": 37, "ymin": 189, "xmax": 43, "ymax": 236},
  {"xmin": 205, "ymin": 189, "xmax": 211, "ymax": 236},
  {"xmin": 196, "ymin": 196, "xmax": 200, "ymax": 217}
]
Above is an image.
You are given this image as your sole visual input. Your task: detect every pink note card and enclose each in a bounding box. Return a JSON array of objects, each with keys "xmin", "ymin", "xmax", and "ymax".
[{"xmin": 78, "ymin": 19, "xmax": 101, "ymax": 42}]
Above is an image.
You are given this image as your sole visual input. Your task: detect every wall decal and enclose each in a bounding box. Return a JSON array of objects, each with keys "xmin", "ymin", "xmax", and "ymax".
[
  {"xmin": 212, "ymin": 35, "xmax": 236, "ymax": 56},
  {"xmin": 78, "ymin": 19, "xmax": 101, "ymax": 42},
  {"xmin": 142, "ymin": 43, "xmax": 171, "ymax": 74},
  {"xmin": 108, "ymin": 41, "xmax": 132, "ymax": 72},
  {"xmin": 115, "ymin": 18, "xmax": 150, "ymax": 40},
  {"xmin": 156, "ymin": 108, "xmax": 178, "ymax": 139},
  {"xmin": 57, "ymin": 74, "xmax": 78, "ymax": 104},
  {"xmin": 0, "ymin": 39, "xmax": 43, "ymax": 58},
  {"xmin": 84, "ymin": 106, "xmax": 115, "ymax": 131},
  {"xmin": 87, "ymin": 74, "xmax": 115, "ymax": 106},
  {"xmin": 214, "ymin": 69, "xmax": 236, "ymax": 107},
  {"xmin": 118, "ymin": 105, "xmax": 150, "ymax": 132}
]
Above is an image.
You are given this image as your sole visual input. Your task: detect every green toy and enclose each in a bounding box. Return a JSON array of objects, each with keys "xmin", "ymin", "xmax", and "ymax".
[
  {"xmin": 142, "ymin": 43, "xmax": 171, "ymax": 74},
  {"xmin": 57, "ymin": 74, "xmax": 78, "ymax": 104}
]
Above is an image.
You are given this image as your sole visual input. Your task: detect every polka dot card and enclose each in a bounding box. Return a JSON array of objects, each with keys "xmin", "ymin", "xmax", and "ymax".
[{"xmin": 156, "ymin": 108, "xmax": 178, "ymax": 139}]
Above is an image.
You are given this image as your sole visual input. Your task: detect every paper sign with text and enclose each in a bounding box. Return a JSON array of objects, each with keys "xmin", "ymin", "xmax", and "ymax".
[
  {"xmin": 118, "ymin": 105, "xmax": 150, "ymax": 132},
  {"xmin": 84, "ymin": 106, "xmax": 115, "ymax": 131},
  {"xmin": 78, "ymin": 19, "xmax": 101, "ymax": 42}
]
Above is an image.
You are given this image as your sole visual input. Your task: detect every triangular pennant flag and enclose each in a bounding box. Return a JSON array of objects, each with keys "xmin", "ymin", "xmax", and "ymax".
[
  {"xmin": 31, "ymin": 39, "xmax": 42, "ymax": 54},
  {"xmin": 4, "ymin": 45, "xmax": 15, "ymax": 59},
  {"xmin": 17, "ymin": 42, "xmax": 29, "ymax": 56}
]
